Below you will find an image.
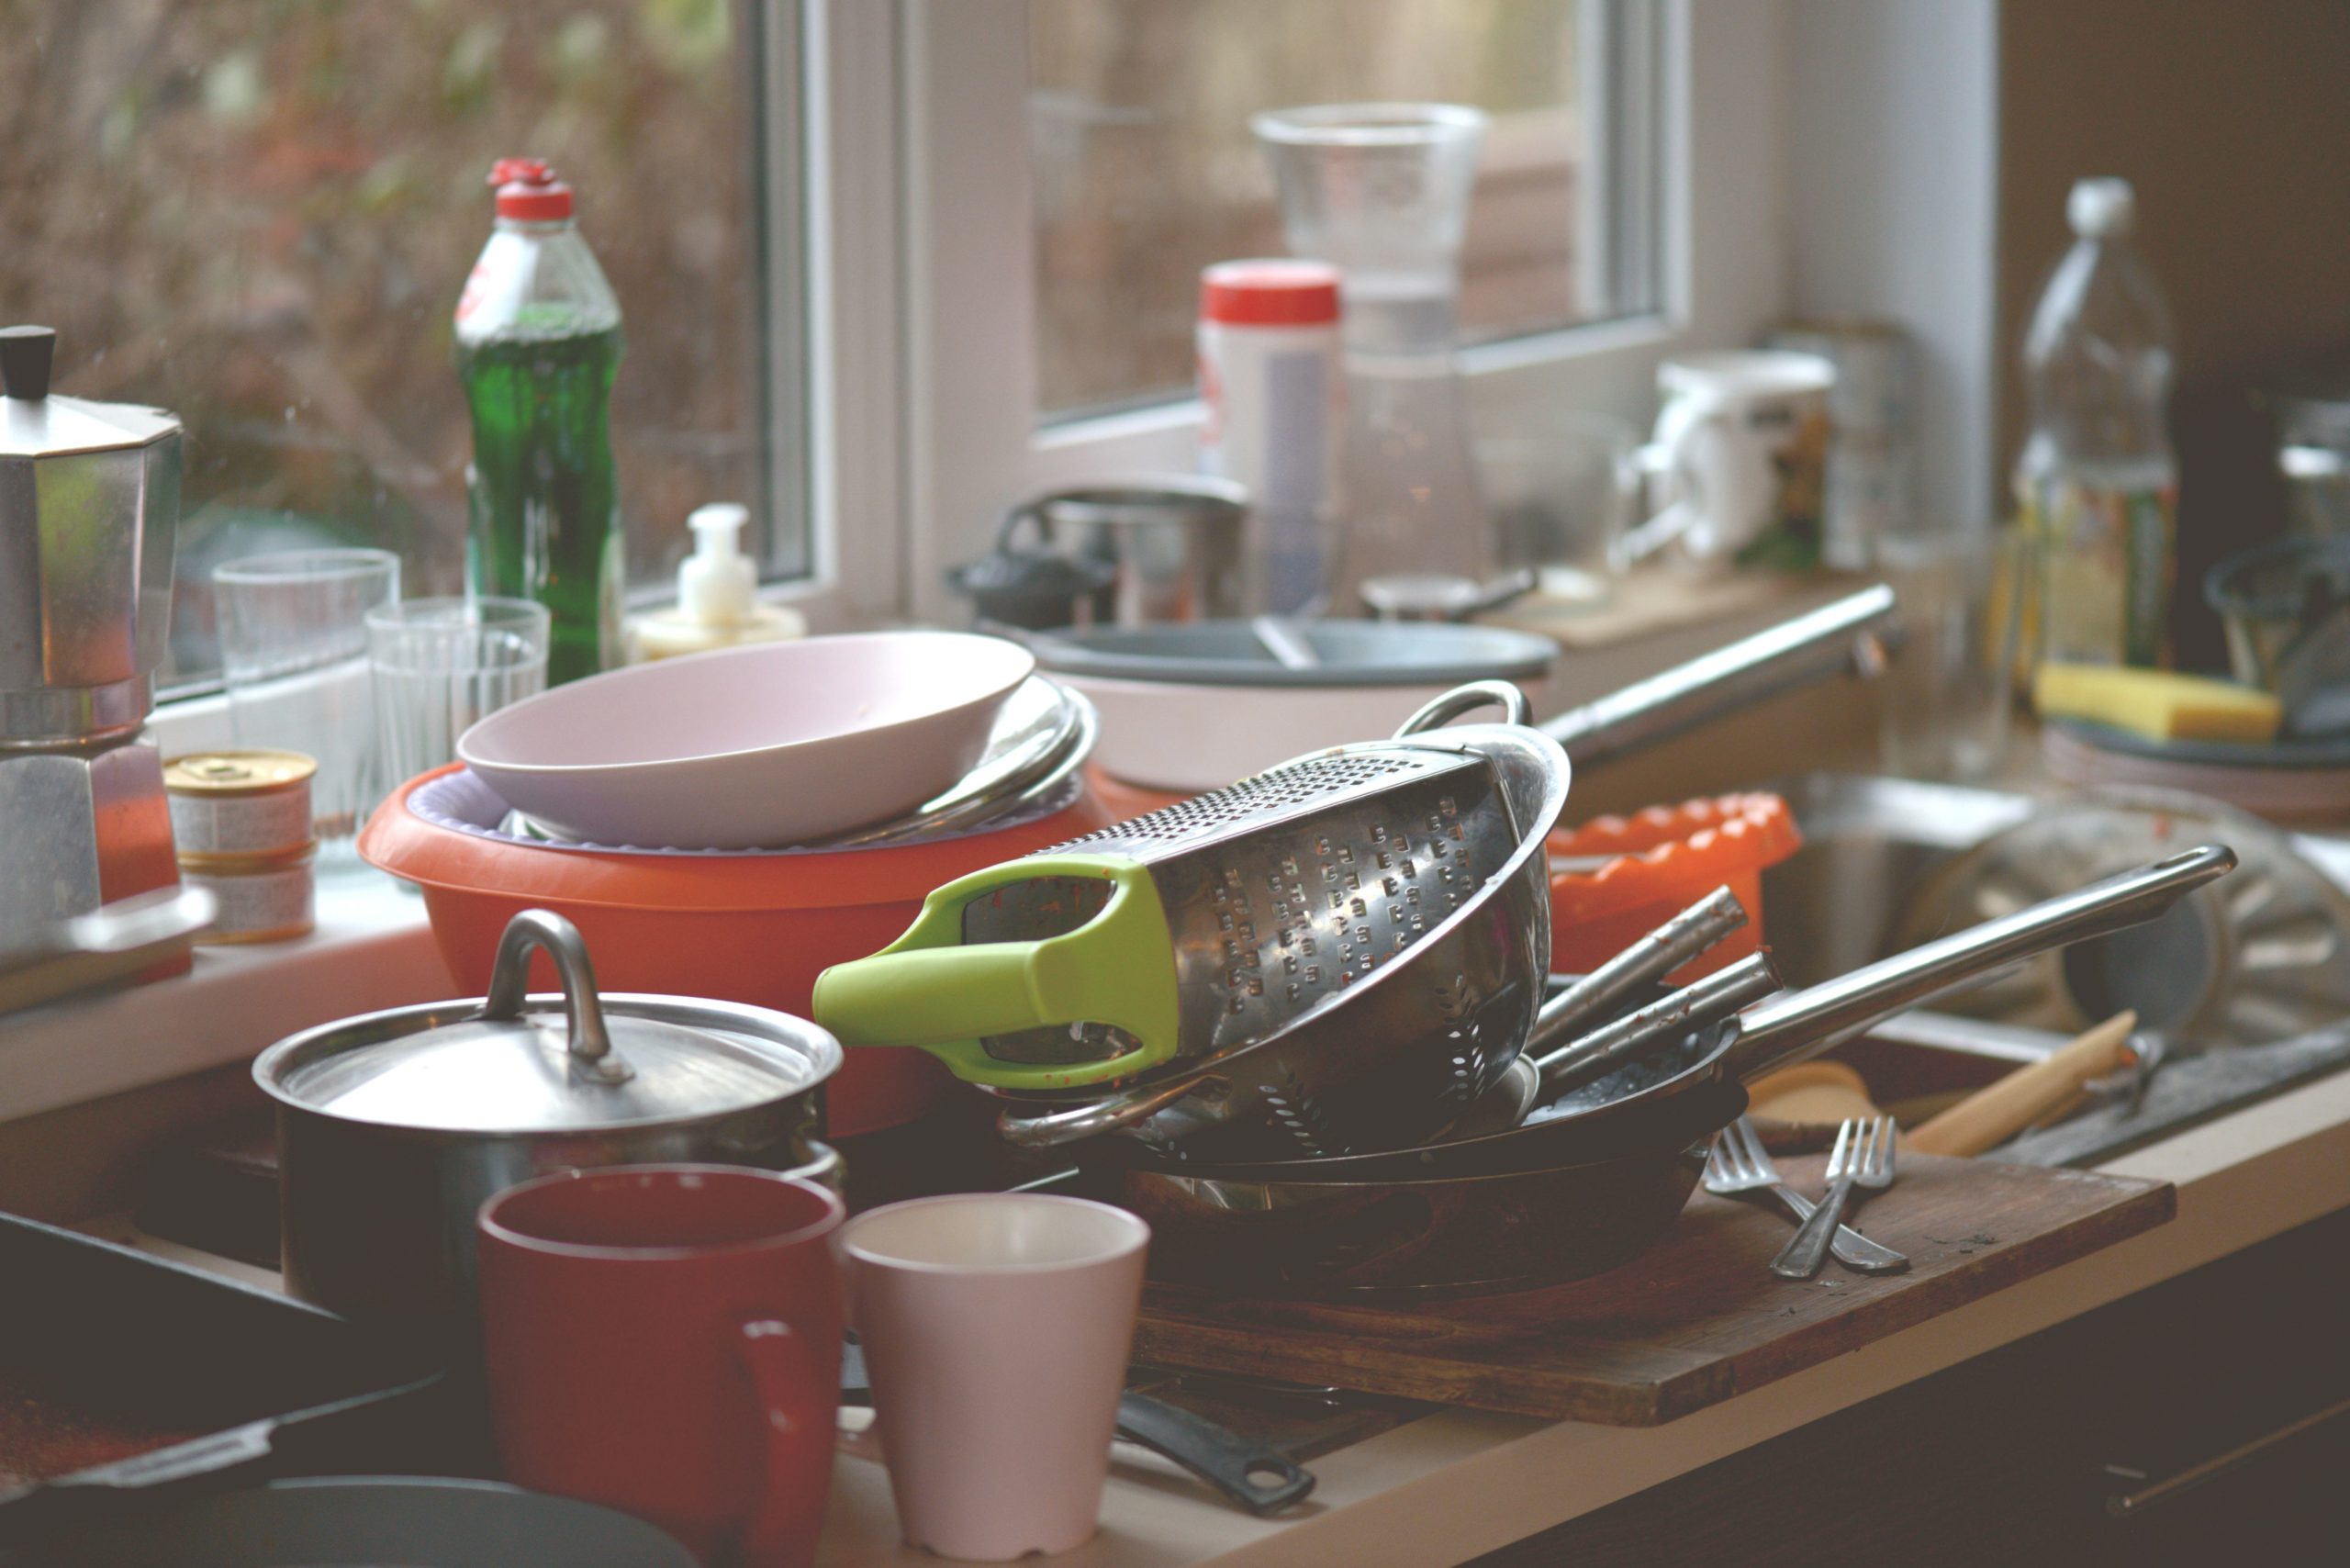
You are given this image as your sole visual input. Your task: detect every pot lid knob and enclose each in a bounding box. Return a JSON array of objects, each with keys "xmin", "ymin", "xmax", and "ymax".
[
  {"xmin": 0, "ymin": 325, "xmax": 56, "ymax": 401},
  {"xmin": 477, "ymin": 909, "xmax": 634, "ymax": 1085}
]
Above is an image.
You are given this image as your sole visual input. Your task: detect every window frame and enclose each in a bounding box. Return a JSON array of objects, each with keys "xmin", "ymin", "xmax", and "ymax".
[{"xmin": 888, "ymin": 0, "xmax": 1793, "ymax": 623}]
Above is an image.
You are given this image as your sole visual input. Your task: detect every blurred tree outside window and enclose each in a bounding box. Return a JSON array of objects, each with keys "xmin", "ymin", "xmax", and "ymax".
[
  {"xmin": 1031, "ymin": 0, "xmax": 1615, "ymax": 420},
  {"xmin": 3, "ymin": 0, "xmax": 788, "ymax": 684}
]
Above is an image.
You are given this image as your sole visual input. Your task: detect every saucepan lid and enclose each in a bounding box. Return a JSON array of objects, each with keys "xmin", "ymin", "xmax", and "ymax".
[{"xmin": 253, "ymin": 909, "xmax": 841, "ymax": 1135}]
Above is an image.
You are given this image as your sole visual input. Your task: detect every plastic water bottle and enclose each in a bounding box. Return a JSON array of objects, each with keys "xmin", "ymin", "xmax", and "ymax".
[
  {"xmin": 2015, "ymin": 177, "xmax": 2177, "ymax": 669},
  {"xmin": 455, "ymin": 158, "xmax": 624, "ymax": 685}
]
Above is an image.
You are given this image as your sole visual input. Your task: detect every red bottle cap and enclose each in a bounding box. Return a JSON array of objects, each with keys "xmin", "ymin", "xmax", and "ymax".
[
  {"xmin": 1200, "ymin": 260, "xmax": 1341, "ymax": 327},
  {"xmin": 489, "ymin": 157, "xmax": 574, "ymax": 221}
]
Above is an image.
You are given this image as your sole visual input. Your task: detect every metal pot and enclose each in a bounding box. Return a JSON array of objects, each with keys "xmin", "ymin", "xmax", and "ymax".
[
  {"xmin": 1017, "ymin": 476, "xmax": 1250, "ymax": 626},
  {"xmin": 253, "ymin": 910, "xmax": 842, "ymax": 1334}
]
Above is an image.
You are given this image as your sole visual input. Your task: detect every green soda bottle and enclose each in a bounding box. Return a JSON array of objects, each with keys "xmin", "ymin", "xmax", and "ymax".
[{"xmin": 455, "ymin": 158, "xmax": 624, "ymax": 685}]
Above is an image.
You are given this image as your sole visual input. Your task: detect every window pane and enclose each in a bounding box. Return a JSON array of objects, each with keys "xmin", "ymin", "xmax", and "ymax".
[
  {"xmin": 4, "ymin": 0, "xmax": 795, "ymax": 684},
  {"xmin": 1032, "ymin": 0, "xmax": 1632, "ymax": 420}
]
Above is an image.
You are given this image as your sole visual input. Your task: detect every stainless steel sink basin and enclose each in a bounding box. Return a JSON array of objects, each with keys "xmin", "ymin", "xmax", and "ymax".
[{"xmin": 1744, "ymin": 774, "xmax": 2350, "ymax": 1146}]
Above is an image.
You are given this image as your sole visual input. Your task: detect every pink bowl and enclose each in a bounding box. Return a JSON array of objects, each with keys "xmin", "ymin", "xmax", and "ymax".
[{"xmin": 456, "ymin": 632, "xmax": 1035, "ymax": 850}]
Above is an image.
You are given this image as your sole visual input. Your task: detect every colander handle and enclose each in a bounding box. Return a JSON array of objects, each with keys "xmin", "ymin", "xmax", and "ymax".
[
  {"xmin": 809, "ymin": 855, "xmax": 1186, "ymax": 1092},
  {"xmin": 1394, "ymin": 680, "xmax": 1533, "ymax": 736}
]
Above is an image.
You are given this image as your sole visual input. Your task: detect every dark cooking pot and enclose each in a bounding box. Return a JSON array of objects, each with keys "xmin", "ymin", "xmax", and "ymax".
[{"xmin": 253, "ymin": 910, "xmax": 841, "ymax": 1338}]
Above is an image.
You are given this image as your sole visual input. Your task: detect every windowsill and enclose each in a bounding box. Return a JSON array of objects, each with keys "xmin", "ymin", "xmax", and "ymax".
[{"xmin": 0, "ymin": 869, "xmax": 447, "ymax": 1129}]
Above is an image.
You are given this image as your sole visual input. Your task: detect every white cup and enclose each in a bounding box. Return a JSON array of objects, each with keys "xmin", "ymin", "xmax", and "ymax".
[
  {"xmin": 837, "ymin": 1193, "xmax": 1149, "ymax": 1562},
  {"xmin": 1624, "ymin": 351, "xmax": 1836, "ymax": 566}
]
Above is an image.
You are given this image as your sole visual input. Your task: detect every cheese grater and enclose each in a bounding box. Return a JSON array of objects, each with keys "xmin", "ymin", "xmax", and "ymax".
[{"xmin": 812, "ymin": 726, "xmax": 1528, "ymax": 1092}]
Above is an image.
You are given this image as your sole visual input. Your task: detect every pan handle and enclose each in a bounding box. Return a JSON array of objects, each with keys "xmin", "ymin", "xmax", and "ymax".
[
  {"xmin": 995, "ymin": 1066, "xmax": 1214, "ymax": 1148},
  {"xmin": 1726, "ymin": 843, "xmax": 2239, "ymax": 1082},
  {"xmin": 1394, "ymin": 679, "xmax": 1533, "ymax": 736},
  {"xmin": 1540, "ymin": 584, "xmax": 1898, "ymax": 767}
]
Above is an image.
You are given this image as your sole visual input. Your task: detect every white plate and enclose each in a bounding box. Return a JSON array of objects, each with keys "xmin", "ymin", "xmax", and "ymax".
[
  {"xmin": 1063, "ymin": 670, "xmax": 1551, "ymax": 792},
  {"xmin": 456, "ymin": 632, "xmax": 1035, "ymax": 849}
]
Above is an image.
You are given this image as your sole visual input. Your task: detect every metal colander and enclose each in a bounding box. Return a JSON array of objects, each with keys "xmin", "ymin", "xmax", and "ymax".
[{"xmin": 963, "ymin": 745, "xmax": 1512, "ymax": 1066}]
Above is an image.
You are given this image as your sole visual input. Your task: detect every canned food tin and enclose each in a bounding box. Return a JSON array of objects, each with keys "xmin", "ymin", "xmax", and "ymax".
[
  {"xmin": 165, "ymin": 750, "xmax": 318, "ymax": 862},
  {"xmin": 185, "ymin": 847, "xmax": 317, "ymax": 946},
  {"xmin": 1764, "ymin": 318, "xmax": 1917, "ymax": 437}
]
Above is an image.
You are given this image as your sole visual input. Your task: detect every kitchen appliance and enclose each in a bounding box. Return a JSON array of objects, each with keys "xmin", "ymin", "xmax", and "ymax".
[
  {"xmin": 253, "ymin": 910, "xmax": 842, "ymax": 1338},
  {"xmin": 816, "ymin": 685, "xmax": 1568, "ymax": 1160},
  {"xmin": 359, "ymin": 756, "xmax": 1112, "ymax": 1137},
  {"xmin": 946, "ymin": 503, "xmax": 1116, "ymax": 631},
  {"xmin": 0, "ymin": 325, "xmax": 185, "ymax": 960},
  {"xmin": 455, "ymin": 631, "xmax": 1035, "ymax": 850}
]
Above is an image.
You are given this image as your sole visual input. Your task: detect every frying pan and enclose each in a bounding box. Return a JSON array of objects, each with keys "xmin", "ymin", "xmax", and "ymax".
[
  {"xmin": 1145, "ymin": 843, "xmax": 2238, "ymax": 1187},
  {"xmin": 1095, "ymin": 846, "xmax": 2234, "ymax": 1297}
]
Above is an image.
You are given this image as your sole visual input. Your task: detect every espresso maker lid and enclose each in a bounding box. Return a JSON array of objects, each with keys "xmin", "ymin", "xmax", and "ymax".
[{"xmin": 0, "ymin": 326, "xmax": 181, "ymax": 458}]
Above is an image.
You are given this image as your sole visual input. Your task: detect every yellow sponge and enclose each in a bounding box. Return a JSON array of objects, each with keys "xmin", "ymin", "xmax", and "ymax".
[{"xmin": 2034, "ymin": 662, "xmax": 2281, "ymax": 744}]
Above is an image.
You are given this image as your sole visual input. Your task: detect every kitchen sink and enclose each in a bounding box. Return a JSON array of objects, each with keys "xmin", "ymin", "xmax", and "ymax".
[{"xmin": 1746, "ymin": 773, "xmax": 2350, "ymax": 1140}]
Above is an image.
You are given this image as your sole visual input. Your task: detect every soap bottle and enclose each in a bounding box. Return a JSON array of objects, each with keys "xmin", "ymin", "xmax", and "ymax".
[{"xmin": 632, "ymin": 503, "xmax": 805, "ymax": 661}]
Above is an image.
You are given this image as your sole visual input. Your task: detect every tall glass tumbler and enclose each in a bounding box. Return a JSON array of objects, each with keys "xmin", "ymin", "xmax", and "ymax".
[
  {"xmin": 214, "ymin": 549, "xmax": 400, "ymax": 868},
  {"xmin": 367, "ymin": 598, "xmax": 551, "ymax": 794},
  {"xmin": 1254, "ymin": 104, "xmax": 1492, "ymax": 612}
]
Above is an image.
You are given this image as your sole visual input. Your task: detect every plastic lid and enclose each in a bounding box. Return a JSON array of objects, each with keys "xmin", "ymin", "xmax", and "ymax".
[
  {"xmin": 2067, "ymin": 177, "xmax": 2135, "ymax": 238},
  {"xmin": 680, "ymin": 502, "xmax": 758, "ymax": 624},
  {"xmin": 1201, "ymin": 260, "xmax": 1342, "ymax": 327},
  {"xmin": 491, "ymin": 156, "xmax": 575, "ymax": 222}
]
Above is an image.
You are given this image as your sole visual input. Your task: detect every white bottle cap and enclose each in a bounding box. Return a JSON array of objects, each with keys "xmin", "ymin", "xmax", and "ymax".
[
  {"xmin": 2067, "ymin": 177, "xmax": 2135, "ymax": 239},
  {"xmin": 679, "ymin": 502, "xmax": 757, "ymax": 625}
]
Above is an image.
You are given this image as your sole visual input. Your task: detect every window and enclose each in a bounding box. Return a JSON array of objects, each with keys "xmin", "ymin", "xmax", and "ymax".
[
  {"xmin": 6, "ymin": 0, "xmax": 800, "ymax": 685},
  {"xmin": 1029, "ymin": 0, "xmax": 1659, "ymax": 421}
]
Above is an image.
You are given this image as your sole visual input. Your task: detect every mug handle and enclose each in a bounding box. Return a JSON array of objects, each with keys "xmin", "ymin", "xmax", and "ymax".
[
  {"xmin": 736, "ymin": 1316, "xmax": 836, "ymax": 1567},
  {"xmin": 1620, "ymin": 388, "xmax": 1729, "ymax": 563}
]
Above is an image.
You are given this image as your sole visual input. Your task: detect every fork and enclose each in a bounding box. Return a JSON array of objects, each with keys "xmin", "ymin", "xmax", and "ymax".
[
  {"xmin": 1770, "ymin": 1114, "xmax": 1898, "ymax": 1281},
  {"xmin": 1703, "ymin": 1117, "xmax": 1907, "ymax": 1274}
]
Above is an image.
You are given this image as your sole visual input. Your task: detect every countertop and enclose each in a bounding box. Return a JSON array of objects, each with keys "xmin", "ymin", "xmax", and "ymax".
[{"xmin": 803, "ymin": 1064, "xmax": 2350, "ymax": 1567}]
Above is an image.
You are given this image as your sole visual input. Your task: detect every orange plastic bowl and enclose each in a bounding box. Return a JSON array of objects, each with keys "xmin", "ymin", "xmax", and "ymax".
[
  {"xmin": 1547, "ymin": 793, "xmax": 1801, "ymax": 983},
  {"xmin": 359, "ymin": 766, "xmax": 1114, "ymax": 1137}
]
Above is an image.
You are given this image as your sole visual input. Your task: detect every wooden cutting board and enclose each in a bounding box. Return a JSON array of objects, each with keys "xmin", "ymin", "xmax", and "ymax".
[{"xmin": 1130, "ymin": 1153, "xmax": 2173, "ymax": 1427}]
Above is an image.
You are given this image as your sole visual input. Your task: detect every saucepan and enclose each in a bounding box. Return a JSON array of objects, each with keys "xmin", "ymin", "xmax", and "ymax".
[
  {"xmin": 253, "ymin": 909, "xmax": 843, "ymax": 1339},
  {"xmin": 1078, "ymin": 844, "xmax": 2237, "ymax": 1297}
]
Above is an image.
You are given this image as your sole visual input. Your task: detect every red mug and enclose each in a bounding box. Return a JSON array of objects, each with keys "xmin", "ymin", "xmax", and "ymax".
[{"xmin": 477, "ymin": 1165, "xmax": 845, "ymax": 1568}]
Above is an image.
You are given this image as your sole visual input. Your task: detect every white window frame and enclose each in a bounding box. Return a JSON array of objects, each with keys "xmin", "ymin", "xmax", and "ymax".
[{"xmin": 870, "ymin": 0, "xmax": 1794, "ymax": 624}]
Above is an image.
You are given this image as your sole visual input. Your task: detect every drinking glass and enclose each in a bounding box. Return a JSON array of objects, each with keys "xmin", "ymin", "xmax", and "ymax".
[
  {"xmin": 1876, "ymin": 525, "xmax": 2021, "ymax": 782},
  {"xmin": 214, "ymin": 548, "xmax": 400, "ymax": 868},
  {"xmin": 367, "ymin": 597, "xmax": 552, "ymax": 792},
  {"xmin": 1475, "ymin": 409, "xmax": 1638, "ymax": 604}
]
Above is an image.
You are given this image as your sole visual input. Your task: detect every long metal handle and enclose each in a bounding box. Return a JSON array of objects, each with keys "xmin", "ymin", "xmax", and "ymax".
[
  {"xmin": 478, "ymin": 909, "xmax": 631, "ymax": 1084},
  {"xmin": 1533, "ymin": 950, "xmax": 1784, "ymax": 1089},
  {"xmin": 1540, "ymin": 585, "xmax": 1899, "ymax": 766},
  {"xmin": 1526, "ymin": 887, "xmax": 1748, "ymax": 1056},
  {"xmin": 1725, "ymin": 844, "xmax": 2238, "ymax": 1083},
  {"xmin": 2104, "ymin": 1395, "xmax": 2350, "ymax": 1518}
]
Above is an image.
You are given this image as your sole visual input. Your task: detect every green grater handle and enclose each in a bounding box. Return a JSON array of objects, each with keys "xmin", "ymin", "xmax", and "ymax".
[{"xmin": 809, "ymin": 855, "xmax": 1184, "ymax": 1090}]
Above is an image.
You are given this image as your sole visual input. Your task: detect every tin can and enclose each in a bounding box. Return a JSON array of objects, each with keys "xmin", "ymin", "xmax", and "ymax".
[
  {"xmin": 1764, "ymin": 318, "xmax": 1917, "ymax": 436},
  {"xmin": 165, "ymin": 750, "xmax": 318, "ymax": 863},
  {"xmin": 184, "ymin": 846, "xmax": 317, "ymax": 945}
]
